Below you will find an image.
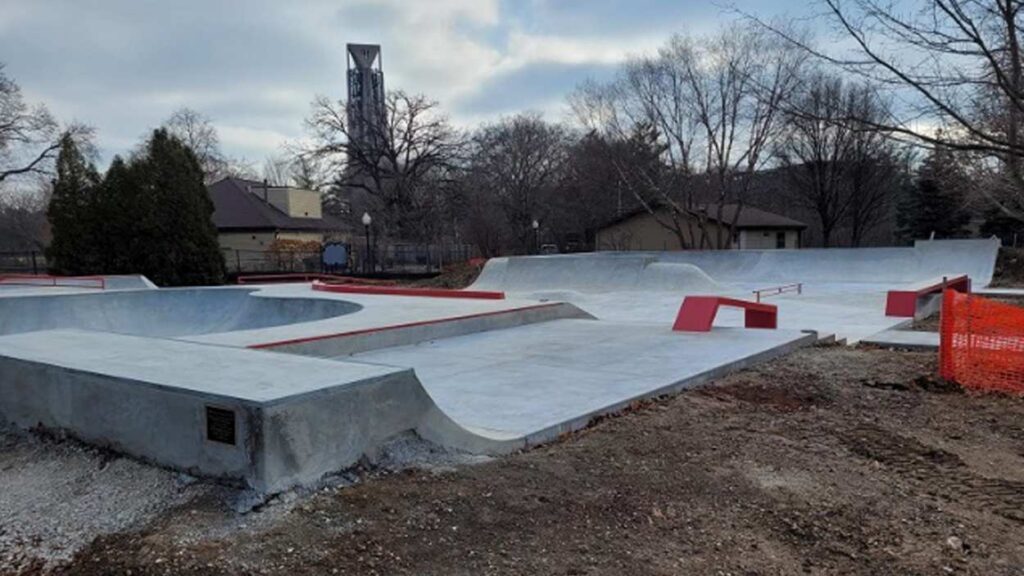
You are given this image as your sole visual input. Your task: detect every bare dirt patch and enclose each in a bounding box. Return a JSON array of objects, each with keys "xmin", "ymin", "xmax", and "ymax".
[{"xmin": 37, "ymin": 346, "xmax": 1024, "ymax": 576}]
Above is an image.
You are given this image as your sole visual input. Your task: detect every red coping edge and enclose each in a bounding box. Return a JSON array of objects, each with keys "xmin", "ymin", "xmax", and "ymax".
[
  {"xmin": 248, "ymin": 302, "xmax": 564, "ymax": 349},
  {"xmin": 672, "ymin": 296, "xmax": 778, "ymax": 332},
  {"xmin": 885, "ymin": 274, "xmax": 970, "ymax": 317},
  {"xmin": 311, "ymin": 280, "xmax": 505, "ymax": 300}
]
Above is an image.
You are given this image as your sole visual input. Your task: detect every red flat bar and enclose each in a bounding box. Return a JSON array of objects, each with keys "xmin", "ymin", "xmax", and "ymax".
[
  {"xmin": 673, "ymin": 296, "xmax": 777, "ymax": 332},
  {"xmin": 885, "ymin": 274, "xmax": 970, "ymax": 317},
  {"xmin": 311, "ymin": 281, "xmax": 505, "ymax": 300}
]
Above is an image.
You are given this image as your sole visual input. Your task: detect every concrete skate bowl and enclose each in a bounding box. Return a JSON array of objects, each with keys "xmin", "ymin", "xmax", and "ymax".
[
  {"xmin": 472, "ymin": 254, "xmax": 723, "ymax": 295},
  {"xmin": 0, "ymin": 288, "xmax": 362, "ymax": 337}
]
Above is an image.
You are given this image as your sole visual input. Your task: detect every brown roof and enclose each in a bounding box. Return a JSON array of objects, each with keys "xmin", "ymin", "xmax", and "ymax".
[
  {"xmin": 601, "ymin": 202, "xmax": 807, "ymax": 231},
  {"xmin": 208, "ymin": 177, "xmax": 347, "ymax": 232}
]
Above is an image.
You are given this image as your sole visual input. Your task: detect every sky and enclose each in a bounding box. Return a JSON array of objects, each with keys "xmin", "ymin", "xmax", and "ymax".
[{"xmin": 0, "ymin": 0, "xmax": 816, "ymax": 167}]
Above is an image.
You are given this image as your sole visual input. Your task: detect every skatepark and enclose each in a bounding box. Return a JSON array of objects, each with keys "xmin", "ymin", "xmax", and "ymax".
[{"xmin": 0, "ymin": 238, "xmax": 1002, "ymax": 493}]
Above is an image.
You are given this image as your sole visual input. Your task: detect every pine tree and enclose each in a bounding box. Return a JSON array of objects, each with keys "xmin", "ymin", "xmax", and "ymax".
[
  {"xmin": 46, "ymin": 134, "xmax": 101, "ymax": 274},
  {"xmin": 130, "ymin": 129, "xmax": 225, "ymax": 285},
  {"xmin": 897, "ymin": 147, "xmax": 972, "ymax": 243},
  {"xmin": 92, "ymin": 156, "xmax": 137, "ymax": 273}
]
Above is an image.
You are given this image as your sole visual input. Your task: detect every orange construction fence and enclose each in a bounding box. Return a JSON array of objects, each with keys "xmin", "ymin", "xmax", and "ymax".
[{"xmin": 939, "ymin": 290, "xmax": 1024, "ymax": 394}]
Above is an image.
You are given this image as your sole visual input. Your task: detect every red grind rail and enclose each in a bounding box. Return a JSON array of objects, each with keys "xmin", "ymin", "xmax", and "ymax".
[
  {"xmin": 0, "ymin": 274, "xmax": 105, "ymax": 290},
  {"xmin": 752, "ymin": 282, "xmax": 802, "ymax": 303},
  {"xmin": 672, "ymin": 296, "xmax": 778, "ymax": 332},
  {"xmin": 939, "ymin": 289, "xmax": 1024, "ymax": 394},
  {"xmin": 311, "ymin": 280, "xmax": 505, "ymax": 300},
  {"xmin": 248, "ymin": 302, "xmax": 562, "ymax": 349},
  {"xmin": 237, "ymin": 273, "xmax": 395, "ymax": 286}
]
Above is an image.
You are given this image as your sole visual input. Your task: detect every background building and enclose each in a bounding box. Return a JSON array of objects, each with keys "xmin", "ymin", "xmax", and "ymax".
[
  {"xmin": 595, "ymin": 204, "xmax": 806, "ymax": 251},
  {"xmin": 208, "ymin": 177, "xmax": 347, "ymax": 253}
]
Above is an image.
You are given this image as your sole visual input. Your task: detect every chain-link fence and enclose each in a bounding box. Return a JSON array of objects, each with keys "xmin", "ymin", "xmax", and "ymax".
[
  {"xmin": 0, "ymin": 251, "xmax": 45, "ymax": 274},
  {"xmin": 223, "ymin": 244, "xmax": 480, "ymax": 275}
]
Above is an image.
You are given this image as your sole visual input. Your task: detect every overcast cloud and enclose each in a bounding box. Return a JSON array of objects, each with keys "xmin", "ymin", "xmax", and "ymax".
[{"xmin": 0, "ymin": 0, "xmax": 811, "ymax": 165}]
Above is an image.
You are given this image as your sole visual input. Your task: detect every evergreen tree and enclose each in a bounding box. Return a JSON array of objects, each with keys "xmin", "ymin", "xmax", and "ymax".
[
  {"xmin": 897, "ymin": 147, "xmax": 972, "ymax": 243},
  {"xmin": 46, "ymin": 134, "xmax": 101, "ymax": 274},
  {"xmin": 92, "ymin": 156, "xmax": 137, "ymax": 273},
  {"xmin": 129, "ymin": 129, "xmax": 225, "ymax": 285}
]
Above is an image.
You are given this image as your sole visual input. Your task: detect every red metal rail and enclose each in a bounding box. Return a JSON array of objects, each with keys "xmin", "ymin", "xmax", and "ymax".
[
  {"xmin": 752, "ymin": 282, "xmax": 802, "ymax": 303},
  {"xmin": 0, "ymin": 274, "xmax": 105, "ymax": 290}
]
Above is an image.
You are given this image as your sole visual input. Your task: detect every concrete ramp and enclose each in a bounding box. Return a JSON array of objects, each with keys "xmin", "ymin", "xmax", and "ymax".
[
  {"xmin": 473, "ymin": 239, "xmax": 1000, "ymax": 291},
  {"xmin": 0, "ymin": 330, "xmax": 520, "ymax": 493},
  {"xmin": 474, "ymin": 254, "xmax": 723, "ymax": 293}
]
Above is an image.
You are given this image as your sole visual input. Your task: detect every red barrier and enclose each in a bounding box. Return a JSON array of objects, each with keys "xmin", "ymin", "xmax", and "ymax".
[
  {"xmin": 939, "ymin": 290, "xmax": 1024, "ymax": 394},
  {"xmin": 0, "ymin": 274, "xmax": 105, "ymax": 290},
  {"xmin": 311, "ymin": 281, "xmax": 505, "ymax": 300},
  {"xmin": 672, "ymin": 296, "xmax": 777, "ymax": 332},
  {"xmin": 886, "ymin": 275, "xmax": 970, "ymax": 317}
]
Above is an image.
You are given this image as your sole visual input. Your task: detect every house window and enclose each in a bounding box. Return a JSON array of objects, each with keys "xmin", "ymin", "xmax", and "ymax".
[{"xmin": 776, "ymin": 231, "xmax": 786, "ymax": 249}]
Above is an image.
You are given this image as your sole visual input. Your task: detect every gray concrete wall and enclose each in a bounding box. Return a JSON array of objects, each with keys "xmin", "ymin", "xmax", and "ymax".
[{"xmin": 0, "ymin": 355, "xmax": 256, "ymax": 483}]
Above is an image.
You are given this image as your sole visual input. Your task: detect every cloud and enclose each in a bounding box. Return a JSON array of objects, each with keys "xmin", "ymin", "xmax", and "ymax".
[
  {"xmin": 454, "ymin": 60, "xmax": 620, "ymax": 121},
  {"xmin": 0, "ymin": 0, "xmax": 819, "ymax": 167}
]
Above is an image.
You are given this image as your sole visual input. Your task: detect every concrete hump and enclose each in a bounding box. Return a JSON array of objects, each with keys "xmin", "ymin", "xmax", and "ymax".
[
  {"xmin": 475, "ymin": 239, "xmax": 1001, "ymax": 291},
  {"xmin": 637, "ymin": 262, "xmax": 723, "ymax": 292}
]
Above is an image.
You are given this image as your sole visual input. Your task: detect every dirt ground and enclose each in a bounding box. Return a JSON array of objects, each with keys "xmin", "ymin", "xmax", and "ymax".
[
  {"xmin": 22, "ymin": 346, "xmax": 1020, "ymax": 576},
  {"xmin": 990, "ymin": 247, "xmax": 1024, "ymax": 287}
]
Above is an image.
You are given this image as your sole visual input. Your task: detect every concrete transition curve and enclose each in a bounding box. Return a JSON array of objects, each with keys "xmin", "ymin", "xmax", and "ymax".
[{"xmin": 472, "ymin": 239, "xmax": 1000, "ymax": 292}]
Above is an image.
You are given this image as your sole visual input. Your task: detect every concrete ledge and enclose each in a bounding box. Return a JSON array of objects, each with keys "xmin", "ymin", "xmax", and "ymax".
[
  {"xmin": 0, "ymin": 330, "xmax": 481, "ymax": 493},
  {"xmin": 250, "ymin": 301, "xmax": 594, "ymax": 357},
  {"xmin": 861, "ymin": 329, "xmax": 939, "ymax": 351}
]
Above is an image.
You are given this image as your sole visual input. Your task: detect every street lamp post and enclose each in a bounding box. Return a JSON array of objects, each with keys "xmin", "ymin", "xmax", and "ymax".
[
  {"xmin": 361, "ymin": 212, "xmax": 372, "ymax": 274},
  {"xmin": 531, "ymin": 219, "xmax": 540, "ymax": 255}
]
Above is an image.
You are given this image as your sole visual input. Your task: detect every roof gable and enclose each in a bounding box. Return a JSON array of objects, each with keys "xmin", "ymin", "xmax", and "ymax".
[{"xmin": 208, "ymin": 177, "xmax": 346, "ymax": 232}]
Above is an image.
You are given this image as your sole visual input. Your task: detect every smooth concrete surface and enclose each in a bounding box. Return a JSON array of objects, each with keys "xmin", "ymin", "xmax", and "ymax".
[
  {"xmin": 471, "ymin": 239, "xmax": 999, "ymax": 343},
  {"xmin": 861, "ymin": 329, "xmax": 939, "ymax": 350},
  {"xmin": 182, "ymin": 283, "xmax": 562, "ymax": 348},
  {"xmin": 351, "ymin": 320, "xmax": 814, "ymax": 440},
  {"xmin": 976, "ymin": 287, "xmax": 1024, "ymax": 297}
]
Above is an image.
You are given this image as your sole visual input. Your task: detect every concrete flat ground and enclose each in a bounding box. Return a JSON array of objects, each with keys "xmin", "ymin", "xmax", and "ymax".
[
  {"xmin": 539, "ymin": 281, "xmax": 907, "ymax": 343},
  {"xmin": 350, "ymin": 320, "xmax": 811, "ymax": 438}
]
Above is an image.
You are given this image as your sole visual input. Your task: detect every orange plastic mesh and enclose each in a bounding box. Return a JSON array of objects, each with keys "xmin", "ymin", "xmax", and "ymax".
[{"xmin": 939, "ymin": 290, "xmax": 1024, "ymax": 393}]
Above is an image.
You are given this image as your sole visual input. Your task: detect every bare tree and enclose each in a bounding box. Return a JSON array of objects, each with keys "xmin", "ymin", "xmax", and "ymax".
[
  {"xmin": 305, "ymin": 90, "xmax": 465, "ymax": 241},
  {"xmin": 163, "ymin": 108, "xmax": 227, "ymax": 182},
  {"xmin": 0, "ymin": 64, "xmax": 90, "ymax": 188},
  {"xmin": 570, "ymin": 23, "xmax": 805, "ymax": 249},
  {"xmin": 752, "ymin": 0, "xmax": 1024, "ymax": 221},
  {"xmin": 467, "ymin": 113, "xmax": 570, "ymax": 253},
  {"xmin": 261, "ymin": 155, "xmax": 292, "ymax": 187},
  {"xmin": 0, "ymin": 185, "xmax": 49, "ymax": 251}
]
